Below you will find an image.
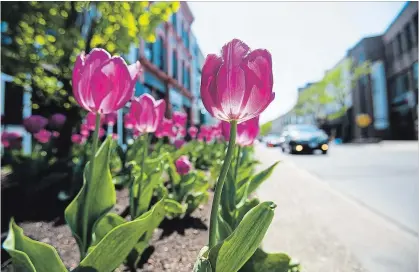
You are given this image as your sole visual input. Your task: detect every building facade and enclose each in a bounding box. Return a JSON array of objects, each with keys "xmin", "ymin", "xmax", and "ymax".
[{"xmin": 383, "ymin": 1, "xmax": 418, "ymax": 140}]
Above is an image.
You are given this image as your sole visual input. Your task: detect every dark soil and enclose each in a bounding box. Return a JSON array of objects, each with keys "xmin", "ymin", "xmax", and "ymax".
[{"xmin": 1, "ymin": 186, "xmax": 211, "ymax": 272}]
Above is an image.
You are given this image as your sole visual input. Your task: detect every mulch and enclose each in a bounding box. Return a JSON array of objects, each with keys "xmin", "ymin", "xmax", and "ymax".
[{"xmin": 1, "ymin": 186, "xmax": 212, "ymax": 271}]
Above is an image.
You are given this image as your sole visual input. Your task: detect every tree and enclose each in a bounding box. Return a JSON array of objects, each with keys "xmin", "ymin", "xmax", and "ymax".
[
  {"xmin": 259, "ymin": 121, "xmax": 272, "ymax": 137},
  {"xmin": 1, "ymin": 1, "xmax": 179, "ymax": 156}
]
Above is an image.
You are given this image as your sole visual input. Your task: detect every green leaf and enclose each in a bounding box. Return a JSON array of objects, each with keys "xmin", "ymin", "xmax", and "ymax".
[
  {"xmin": 236, "ymin": 198, "xmax": 260, "ymax": 226},
  {"xmin": 76, "ymin": 199, "xmax": 166, "ymax": 272},
  {"xmin": 240, "ymin": 248, "xmax": 300, "ymax": 272},
  {"xmin": 216, "ymin": 213, "xmax": 233, "ymax": 242},
  {"xmin": 185, "ymin": 192, "xmax": 209, "ymax": 215},
  {"xmin": 209, "ymin": 201, "xmax": 276, "ymax": 272},
  {"xmin": 137, "ymin": 169, "xmax": 164, "ymax": 216},
  {"xmin": 167, "ymin": 156, "xmax": 181, "ymax": 185},
  {"xmin": 91, "ymin": 213, "xmax": 126, "ymax": 247},
  {"xmin": 248, "ymin": 162, "xmax": 280, "ymax": 195},
  {"xmin": 65, "ymin": 137, "xmax": 116, "ymax": 252},
  {"xmin": 164, "ymin": 198, "xmax": 185, "ymax": 216},
  {"xmin": 193, "ymin": 246, "xmax": 213, "ymax": 272},
  {"xmin": 3, "ymin": 219, "xmax": 67, "ymax": 272}
]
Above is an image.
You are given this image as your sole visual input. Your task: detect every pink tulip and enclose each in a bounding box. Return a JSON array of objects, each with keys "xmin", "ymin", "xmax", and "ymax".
[
  {"xmin": 72, "ymin": 48, "xmax": 142, "ymax": 114},
  {"xmin": 105, "ymin": 112, "xmax": 118, "ymax": 126},
  {"xmin": 49, "ymin": 113, "xmax": 66, "ymax": 129},
  {"xmin": 80, "ymin": 124, "xmax": 90, "ymax": 137},
  {"xmin": 2, "ymin": 132, "xmax": 22, "ymax": 149},
  {"xmin": 155, "ymin": 118, "xmax": 173, "ymax": 138},
  {"xmin": 175, "ymin": 155, "xmax": 192, "ymax": 175},
  {"xmin": 174, "ymin": 139, "xmax": 185, "ymax": 149},
  {"xmin": 173, "ymin": 111, "xmax": 187, "ymax": 127},
  {"xmin": 197, "ymin": 134, "xmax": 204, "ymax": 142},
  {"xmin": 71, "ymin": 134, "xmax": 85, "ymax": 145},
  {"xmin": 221, "ymin": 116, "xmax": 259, "ymax": 146},
  {"xmin": 98, "ymin": 128, "xmax": 105, "ymax": 138},
  {"xmin": 124, "ymin": 113, "xmax": 136, "ymax": 130},
  {"xmin": 188, "ymin": 126, "xmax": 198, "ymax": 139},
  {"xmin": 129, "ymin": 93, "xmax": 166, "ymax": 134},
  {"xmin": 200, "ymin": 39, "xmax": 274, "ymax": 123},
  {"xmin": 178, "ymin": 126, "xmax": 187, "ymax": 138},
  {"xmin": 112, "ymin": 133, "xmax": 119, "ymax": 140},
  {"xmin": 34, "ymin": 129, "xmax": 52, "ymax": 144},
  {"xmin": 23, "ymin": 115, "xmax": 48, "ymax": 134},
  {"xmin": 86, "ymin": 112, "xmax": 104, "ymax": 131}
]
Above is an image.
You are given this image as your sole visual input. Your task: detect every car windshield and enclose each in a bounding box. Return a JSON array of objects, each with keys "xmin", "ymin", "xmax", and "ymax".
[{"xmin": 288, "ymin": 125, "xmax": 319, "ymax": 133}]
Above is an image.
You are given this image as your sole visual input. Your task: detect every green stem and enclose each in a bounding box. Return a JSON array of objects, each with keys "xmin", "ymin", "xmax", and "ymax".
[
  {"xmin": 81, "ymin": 113, "xmax": 101, "ymax": 258},
  {"xmin": 209, "ymin": 120, "xmax": 237, "ymax": 248},
  {"xmin": 132, "ymin": 133, "xmax": 149, "ymax": 218},
  {"xmin": 234, "ymin": 145, "xmax": 242, "ymax": 182}
]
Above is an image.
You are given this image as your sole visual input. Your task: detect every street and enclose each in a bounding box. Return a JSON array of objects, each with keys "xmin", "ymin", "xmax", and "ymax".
[
  {"xmin": 283, "ymin": 141, "xmax": 419, "ymax": 234},
  {"xmin": 255, "ymin": 142, "xmax": 418, "ymax": 272}
]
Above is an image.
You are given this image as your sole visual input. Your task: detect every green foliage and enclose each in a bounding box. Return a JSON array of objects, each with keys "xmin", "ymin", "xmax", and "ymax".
[
  {"xmin": 3, "ymin": 219, "xmax": 67, "ymax": 272},
  {"xmin": 259, "ymin": 121, "xmax": 273, "ymax": 137},
  {"xmin": 65, "ymin": 136, "xmax": 116, "ymax": 255},
  {"xmin": 241, "ymin": 249, "xmax": 301, "ymax": 272},
  {"xmin": 1, "ymin": 1, "xmax": 179, "ymax": 110}
]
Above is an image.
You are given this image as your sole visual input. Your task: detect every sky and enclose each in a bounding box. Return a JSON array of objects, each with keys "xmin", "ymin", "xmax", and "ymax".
[{"xmin": 189, "ymin": 1, "xmax": 406, "ymax": 124}]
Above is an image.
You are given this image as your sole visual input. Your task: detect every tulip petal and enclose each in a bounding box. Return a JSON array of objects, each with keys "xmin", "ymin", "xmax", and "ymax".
[
  {"xmin": 221, "ymin": 39, "xmax": 250, "ymax": 66},
  {"xmin": 72, "ymin": 53, "xmax": 86, "ymax": 109},
  {"xmin": 154, "ymin": 100, "xmax": 166, "ymax": 131},
  {"xmin": 200, "ymin": 54, "xmax": 222, "ymax": 116}
]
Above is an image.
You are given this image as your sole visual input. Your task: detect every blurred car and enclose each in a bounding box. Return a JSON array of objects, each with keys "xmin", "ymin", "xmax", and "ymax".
[
  {"xmin": 263, "ymin": 134, "xmax": 283, "ymax": 147},
  {"xmin": 281, "ymin": 124, "xmax": 329, "ymax": 155}
]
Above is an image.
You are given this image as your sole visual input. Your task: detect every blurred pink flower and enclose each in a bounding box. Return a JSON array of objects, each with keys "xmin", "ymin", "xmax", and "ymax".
[
  {"xmin": 178, "ymin": 126, "xmax": 187, "ymax": 138},
  {"xmin": 80, "ymin": 124, "xmax": 90, "ymax": 137},
  {"xmin": 98, "ymin": 128, "xmax": 106, "ymax": 138},
  {"xmin": 86, "ymin": 112, "xmax": 104, "ymax": 131},
  {"xmin": 72, "ymin": 48, "xmax": 142, "ymax": 114},
  {"xmin": 155, "ymin": 118, "xmax": 174, "ymax": 139},
  {"xmin": 49, "ymin": 113, "xmax": 66, "ymax": 129},
  {"xmin": 200, "ymin": 39, "xmax": 274, "ymax": 123},
  {"xmin": 34, "ymin": 129, "xmax": 52, "ymax": 144},
  {"xmin": 133, "ymin": 129, "xmax": 141, "ymax": 139},
  {"xmin": 221, "ymin": 116, "xmax": 259, "ymax": 146},
  {"xmin": 105, "ymin": 112, "xmax": 118, "ymax": 126},
  {"xmin": 129, "ymin": 93, "xmax": 165, "ymax": 134},
  {"xmin": 23, "ymin": 115, "xmax": 48, "ymax": 134},
  {"xmin": 188, "ymin": 126, "xmax": 198, "ymax": 139},
  {"xmin": 2, "ymin": 132, "xmax": 22, "ymax": 149},
  {"xmin": 52, "ymin": 131, "xmax": 60, "ymax": 138},
  {"xmin": 112, "ymin": 133, "xmax": 119, "ymax": 140},
  {"xmin": 124, "ymin": 113, "xmax": 136, "ymax": 130},
  {"xmin": 175, "ymin": 155, "xmax": 192, "ymax": 175},
  {"xmin": 71, "ymin": 134, "xmax": 85, "ymax": 145},
  {"xmin": 173, "ymin": 111, "xmax": 187, "ymax": 127},
  {"xmin": 174, "ymin": 139, "xmax": 185, "ymax": 149}
]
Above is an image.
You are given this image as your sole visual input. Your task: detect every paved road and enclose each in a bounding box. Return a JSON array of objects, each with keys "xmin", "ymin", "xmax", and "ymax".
[
  {"xmin": 280, "ymin": 141, "xmax": 419, "ymax": 235},
  {"xmin": 255, "ymin": 142, "xmax": 418, "ymax": 272}
]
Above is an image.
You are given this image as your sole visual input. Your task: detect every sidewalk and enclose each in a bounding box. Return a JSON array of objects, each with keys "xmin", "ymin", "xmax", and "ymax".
[{"xmin": 255, "ymin": 145, "xmax": 418, "ymax": 272}]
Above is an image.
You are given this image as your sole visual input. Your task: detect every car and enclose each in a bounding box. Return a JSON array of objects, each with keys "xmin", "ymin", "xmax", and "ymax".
[
  {"xmin": 263, "ymin": 134, "xmax": 283, "ymax": 147},
  {"xmin": 281, "ymin": 124, "xmax": 330, "ymax": 155}
]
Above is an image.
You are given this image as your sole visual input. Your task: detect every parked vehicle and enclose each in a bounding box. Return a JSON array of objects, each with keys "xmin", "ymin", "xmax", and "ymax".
[
  {"xmin": 263, "ymin": 134, "xmax": 283, "ymax": 147},
  {"xmin": 281, "ymin": 124, "xmax": 329, "ymax": 155}
]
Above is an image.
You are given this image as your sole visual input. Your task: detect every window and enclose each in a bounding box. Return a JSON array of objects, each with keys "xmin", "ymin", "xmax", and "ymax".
[
  {"xmin": 396, "ymin": 33, "xmax": 403, "ymax": 55},
  {"xmin": 405, "ymin": 24, "xmax": 412, "ymax": 50},
  {"xmin": 144, "ymin": 42, "xmax": 153, "ymax": 62},
  {"xmin": 386, "ymin": 42, "xmax": 394, "ymax": 62},
  {"xmin": 172, "ymin": 50, "xmax": 178, "ymax": 80},
  {"xmin": 172, "ymin": 14, "xmax": 177, "ymax": 32},
  {"xmin": 157, "ymin": 36, "xmax": 165, "ymax": 71},
  {"xmin": 414, "ymin": 13, "xmax": 418, "ymax": 43},
  {"xmin": 413, "ymin": 62, "xmax": 418, "ymax": 90}
]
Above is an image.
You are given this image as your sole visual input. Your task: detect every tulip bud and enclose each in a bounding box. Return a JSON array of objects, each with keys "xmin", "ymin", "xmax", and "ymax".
[
  {"xmin": 129, "ymin": 94, "xmax": 166, "ymax": 134},
  {"xmin": 175, "ymin": 155, "xmax": 192, "ymax": 175}
]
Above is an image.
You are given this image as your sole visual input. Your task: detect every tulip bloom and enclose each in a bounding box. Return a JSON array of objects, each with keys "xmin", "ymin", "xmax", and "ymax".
[
  {"xmin": 49, "ymin": 113, "xmax": 66, "ymax": 129},
  {"xmin": 200, "ymin": 39, "xmax": 274, "ymax": 123},
  {"xmin": 188, "ymin": 126, "xmax": 198, "ymax": 139},
  {"xmin": 105, "ymin": 112, "xmax": 118, "ymax": 126},
  {"xmin": 71, "ymin": 134, "xmax": 85, "ymax": 145},
  {"xmin": 2, "ymin": 132, "xmax": 22, "ymax": 149},
  {"xmin": 129, "ymin": 93, "xmax": 166, "ymax": 134},
  {"xmin": 34, "ymin": 129, "xmax": 52, "ymax": 144},
  {"xmin": 173, "ymin": 111, "xmax": 187, "ymax": 127},
  {"xmin": 124, "ymin": 113, "xmax": 136, "ymax": 130},
  {"xmin": 222, "ymin": 116, "xmax": 259, "ymax": 146},
  {"xmin": 178, "ymin": 126, "xmax": 187, "ymax": 138},
  {"xmin": 155, "ymin": 118, "xmax": 174, "ymax": 138},
  {"xmin": 175, "ymin": 155, "xmax": 192, "ymax": 175},
  {"xmin": 72, "ymin": 48, "xmax": 142, "ymax": 114},
  {"xmin": 23, "ymin": 115, "xmax": 48, "ymax": 134}
]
